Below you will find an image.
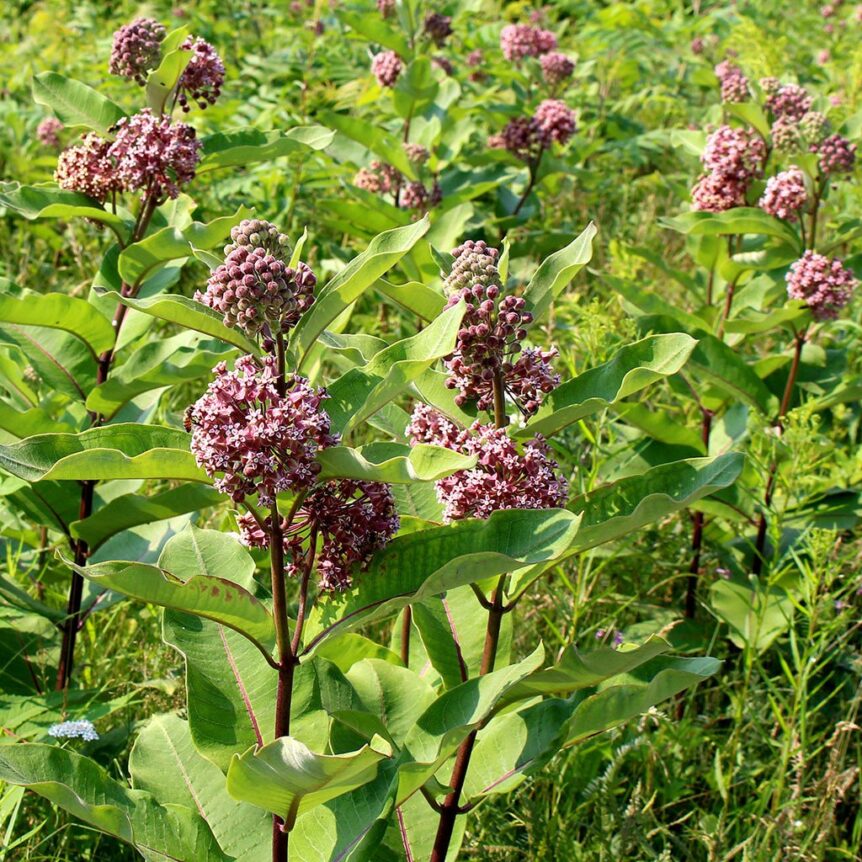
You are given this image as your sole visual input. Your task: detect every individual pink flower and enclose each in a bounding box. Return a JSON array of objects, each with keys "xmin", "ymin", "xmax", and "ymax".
[
  {"xmin": 811, "ymin": 133, "xmax": 856, "ymax": 174},
  {"xmin": 37, "ymin": 117, "xmax": 64, "ymax": 148},
  {"xmin": 54, "ymin": 133, "xmax": 119, "ymax": 203},
  {"xmin": 787, "ymin": 251, "xmax": 856, "ymax": 320},
  {"xmin": 177, "ymin": 37, "xmax": 225, "ymax": 111},
  {"xmin": 533, "ymin": 99, "xmax": 576, "ymax": 146},
  {"xmin": 406, "ymin": 409, "xmax": 568, "ymax": 522},
  {"xmin": 767, "ymin": 83, "xmax": 813, "ymax": 121},
  {"xmin": 109, "ymin": 17, "xmax": 165, "ymax": 85},
  {"xmin": 714, "ymin": 60, "xmax": 749, "ymax": 103},
  {"xmin": 189, "ymin": 354, "xmax": 337, "ymax": 505},
  {"xmin": 372, "ymin": 50, "xmax": 403, "ymax": 87},
  {"xmin": 108, "ymin": 109, "xmax": 201, "ymax": 201},
  {"xmin": 701, "ymin": 125, "xmax": 766, "ymax": 181},
  {"xmin": 691, "ymin": 172, "xmax": 748, "ymax": 212},
  {"xmin": 540, "ymin": 52, "xmax": 575, "ymax": 87},
  {"xmin": 759, "ymin": 167, "xmax": 807, "ymax": 220},
  {"xmin": 500, "ymin": 23, "xmax": 557, "ymax": 62}
]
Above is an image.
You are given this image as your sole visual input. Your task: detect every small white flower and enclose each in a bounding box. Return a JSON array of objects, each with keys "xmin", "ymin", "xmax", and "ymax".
[{"xmin": 48, "ymin": 719, "xmax": 99, "ymax": 741}]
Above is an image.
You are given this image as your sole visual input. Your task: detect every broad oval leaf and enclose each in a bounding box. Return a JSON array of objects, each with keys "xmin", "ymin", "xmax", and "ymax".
[
  {"xmin": 515, "ymin": 333, "xmax": 697, "ymax": 439},
  {"xmin": 317, "ymin": 442, "xmax": 476, "ymax": 483},
  {"xmin": 198, "ymin": 126, "xmax": 335, "ymax": 172},
  {"xmin": 32, "ymin": 72, "xmax": 126, "ymax": 135}
]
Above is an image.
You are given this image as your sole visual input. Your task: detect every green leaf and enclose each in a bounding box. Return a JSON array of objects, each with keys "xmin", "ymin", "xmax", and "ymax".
[
  {"xmin": 226, "ymin": 735, "xmax": 393, "ymax": 829},
  {"xmin": 159, "ymin": 525, "xmax": 256, "ymax": 593},
  {"xmin": 514, "ymin": 334, "xmax": 697, "ymax": 439},
  {"xmin": 725, "ymin": 102, "xmax": 771, "ymax": 139},
  {"xmin": 0, "ymin": 425, "xmax": 204, "ymax": 483},
  {"xmin": 103, "ymin": 291, "xmax": 258, "ymax": 353},
  {"xmin": 71, "ymin": 484, "xmax": 223, "ymax": 549},
  {"xmin": 660, "ymin": 208, "xmax": 800, "ymax": 248},
  {"xmin": 375, "ymin": 279, "xmax": 446, "ymax": 321},
  {"xmin": 291, "ymin": 218, "xmax": 431, "ymax": 369},
  {"xmin": 324, "ymin": 298, "xmax": 465, "ymax": 434},
  {"xmin": 317, "ymin": 442, "xmax": 475, "ymax": 483},
  {"xmin": 146, "ymin": 43, "xmax": 194, "ymax": 115},
  {"xmin": 337, "ymin": 9, "xmax": 410, "ymax": 55},
  {"xmin": 118, "ymin": 208, "xmax": 251, "ymax": 286},
  {"xmin": 304, "ymin": 509, "xmax": 581, "ymax": 651},
  {"xmin": 709, "ymin": 576, "xmax": 793, "ymax": 652},
  {"xmin": 321, "ymin": 111, "xmax": 414, "ymax": 177},
  {"xmin": 164, "ymin": 612, "xmax": 277, "ymax": 772},
  {"xmin": 562, "ymin": 656, "xmax": 721, "ymax": 744},
  {"xmin": 130, "ymin": 713, "xmax": 270, "ymax": 861},
  {"xmin": 32, "ymin": 73, "xmax": 126, "ymax": 135},
  {"xmin": 505, "ymin": 636, "xmax": 671, "ymax": 700},
  {"xmin": 523, "ymin": 222, "xmax": 597, "ymax": 322},
  {"xmin": 0, "ymin": 182, "xmax": 125, "ymax": 230},
  {"xmin": 509, "ymin": 454, "xmax": 745, "ymax": 597},
  {"xmin": 198, "ymin": 126, "xmax": 335, "ymax": 172},
  {"xmin": 0, "ymin": 290, "xmax": 116, "ymax": 357},
  {"xmin": 61, "ymin": 554, "xmax": 276, "ymax": 655},
  {"xmin": 0, "ymin": 744, "xmax": 227, "ymax": 861}
]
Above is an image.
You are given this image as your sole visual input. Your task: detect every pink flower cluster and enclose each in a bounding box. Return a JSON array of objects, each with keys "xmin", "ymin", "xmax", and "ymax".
[
  {"xmin": 758, "ymin": 166, "xmax": 807, "ymax": 221},
  {"xmin": 109, "ymin": 17, "xmax": 165, "ymax": 85},
  {"xmin": 692, "ymin": 125, "xmax": 765, "ymax": 212},
  {"xmin": 771, "ymin": 116, "xmax": 800, "ymax": 152},
  {"xmin": 500, "ymin": 23, "xmax": 557, "ymax": 62},
  {"xmin": 177, "ymin": 37, "xmax": 225, "ymax": 112},
  {"xmin": 489, "ymin": 99, "xmax": 576, "ymax": 159},
  {"xmin": 190, "ymin": 355, "xmax": 337, "ymax": 505},
  {"xmin": 424, "ymin": 12, "xmax": 452, "ymax": 46},
  {"xmin": 37, "ymin": 117, "xmax": 64, "ymax": 148},
  {"xmin": 767, "ymin": 83, "xmax": 813, "ymax": 121},
  {"xmin": 800, "ymin": 111, "xmax": 829, "ymax": 142},
  {"xmin": 406, "ymin": 406, "xmax": 568, "ymax": 522},
  {"xmin": 354, "ymin": 160, "xmax": 402, "ymax": 196},
  {"xmin": 54, "ymin": 133, "xmax": 120, "ymax": 202},
  {"xmin": 715, "ymin": 60, "xmax": 749, "ymax": 103},
  {"xmin": 109, "ymin": 109, "xmax": 201, "ymax": 201},
  {"xmin": 811, "ymin": 133, "xmax": 856, "ymax": 175},
  {"xmin": 540, "ymin": 52, "xmax": 575, "ymax": 87},
  {"xmin": 372, "ymin": 50, "xmax": 402, "ymax": 87},
  {"xmin": 237, "ymin": 480, "xmax": 399, "ymax": 592},
  {"xmin": 404, "ymin": 143, "xmax": 430, "ymax": 164},
  {"xmin": 786, "ymin": 251, "xmax": 857, "ymax": 320},
  {"xmin": 442, "ymin": 241, "xmax": 558, "ymax": 416},
  {"xmin": 195, "ymin": 229, "xmax": 316, "ymax": 336}
]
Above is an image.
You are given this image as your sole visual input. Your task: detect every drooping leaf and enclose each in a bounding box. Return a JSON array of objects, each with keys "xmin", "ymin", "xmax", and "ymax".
[
  {"xmin": 0, "ymin": 744, "xmax": 227, "ymax": 861},
  {"xmin": 515, "ymin": 334, "xmax": 697, "ymax": 439},
  {"xmin": 0, "ymin": 182, "xmax": 126, "ymax": 231},
  {"xmin": 158, "ymin": 525, "xmax": 256, "ymax": 593},
  {"xmin": 60, "ymin": 554, "xmax": 275, "ymax": 655},
  {"xmin": 226, "ymin": 735, "xmax": 394, "ymax": 829},
  {"xmin": 317, "ymin": 442, "xmax": 475, "ymax": 483},
  {"xmin": 660, "ymin": 208, "xmax": 800, "ymax": 248},
  {"xmin": 0, "ymin": 425, "xmax": 204, "ymax": 484},
  {"xmin": 304, "ymin": 509, "xmax": 581, "ymax": 651},
  {"xmin": 709, "ymin": 576, "xmax": 794, "ymax": 652},
  {"xmin": 0, "ymin": 290, "xmax": 115, "ymax": 357},
  {"xmin": 71, "ymin": 484, "xmax": 223, "ymax": 549},
  {"xmin": 32, "ymin": 72, "xmax": 126, "ymax": 135},
  {"xmin": 101, "ymin": 291, "xmax": 258, "ymax": 353}
]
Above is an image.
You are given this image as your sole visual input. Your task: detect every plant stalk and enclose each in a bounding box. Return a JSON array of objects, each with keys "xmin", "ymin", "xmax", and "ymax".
[
  {"xmin": 752, "ymin": 328, "xmax": 806, "ymax": 575},
  {"xmin": 55, "ymin": 189, "xmax": 159, "ymax": 690},
  {"xmin": 685, "ymin": 409, "xmax": 713, "ymax": 618}
]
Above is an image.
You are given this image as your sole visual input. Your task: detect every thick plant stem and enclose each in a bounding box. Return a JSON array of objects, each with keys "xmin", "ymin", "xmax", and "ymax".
[
  {"xmin": 685, "ymin": 409, "xmax": 713, "ymax": 618},
  {"xmin": 430, "ymin": 574, "xmax": 508, "ymax": 862},
  {"xmin": 512, "ymin": 147, "xmax": 545, "ymax": 217},
  {"xmin": 55, "ymin": 191, "xmax": 159, "ymax": 691},
  {"xmin": 400, "ymin": 607, "xmax": 412, "ymax": 666},
  {"xmin": 430, "ymin": 376, "xmax": 511, "ymax": 861},
  {"xmin": 752, "ymin": 328, "xmax": 806, "ymax": 575}
]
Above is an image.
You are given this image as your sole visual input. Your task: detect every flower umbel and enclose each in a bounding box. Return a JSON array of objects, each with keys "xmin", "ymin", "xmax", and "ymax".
[
  {"xmin": 48, "ymin": 720, "xmax": 99, "ymax": 742},
  {"xmin": 178, "ymin": 37, "xmax": 225, "ymax": 111},
  {"xmin": 109, "ymin": 18, "xmax": 165, "ymax": 85},
  {"xmin": 759, "ymin": 166, "xmax": 807, "ymax": 220},
  {"xmin": 190, "ymin": 355, "xmax": 338, "ymax": 505},
  {"xmin": 786, "ymin": 251, "xmax": 857, "ymax": 320}
]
